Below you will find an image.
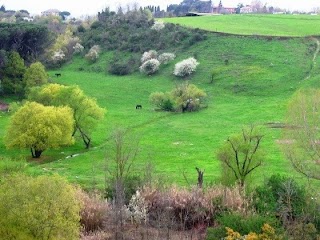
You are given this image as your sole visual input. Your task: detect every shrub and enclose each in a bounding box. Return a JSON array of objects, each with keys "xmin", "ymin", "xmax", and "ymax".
[
  {"xmin": 141, "ymin": 185, "xmax": 247, "ymax": 230},
  {"xmin": 127, "ymin": 190, "xmax": 148, "ymax": 225},
  {"xmin": 0, "ymin": 157, "xmax": 26, "ymax": 176},
  {"xmin": 173, "ymin": 57, "xmax": 199, "ymax": 77},
  {"xmin": 108, "ymin": 56, "xmax": 137, "ymax": 76},
  {"xmin": 0, "ymin": 174, "xmax": 81, "ymax": 239},
  {"xmin": 85, "ymin": 45, "xmax": 100, "ymax": 63},
  {"xmin": 141, "ymin": 50, "xmax": 158, "ymax": 63},
  {"xmin": 73, "ymin": 43, "xmax": 84, "ymax": 54},
  {"xmin": 78, "ymin": 190, "xmax": 109, "ymax": 233},
  {"xmin": 252, "ymin": 174, "xmax": 307, "ymax": 224},
  {"xmin": 158, "ymin": 52, "xmax": 176, "ymax": 64},
  {"xmin": 151, "ymin": 21, "xmax": 165, "ymax": 31},
  {"xmin": 206, "ymin": 213, "xmax": 281, "ymax": 240},
  {"xmin": 149, "ymin": 83, "xmax": 207, "ymax": 112},
  {"xmin": 139, "ymin": 58, "xmax": 160, "ymax": 75},
  {"xmin": 149, "ymin": 92, "xmax": 174, "ymax": 111}
]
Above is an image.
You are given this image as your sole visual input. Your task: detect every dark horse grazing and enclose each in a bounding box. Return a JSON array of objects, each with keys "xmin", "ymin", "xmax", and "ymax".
[
  {"xmin": 136, "ymin": 104, "xmax": 142, "ymax": 109},
  {"xmin": 55, "ymin": 73, "xmax": 62, "ymax": 77}
]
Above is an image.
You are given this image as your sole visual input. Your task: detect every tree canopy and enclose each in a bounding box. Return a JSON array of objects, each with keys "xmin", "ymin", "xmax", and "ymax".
[
  {"xmin": 5, "ymin": 101, "xmax": 74, "ymax": 158},
  {"xmin": 0, "ymin": 174, "xmax": 81, "ymax": 239},
  {"xmin": 28, "ymin": 84, "xmax": 105, "ymax": 148}
]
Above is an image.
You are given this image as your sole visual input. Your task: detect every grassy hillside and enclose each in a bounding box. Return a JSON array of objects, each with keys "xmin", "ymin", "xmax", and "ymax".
[
  {"xmin": 163, "ymin": 14, "xmax": 320, "ymax": 37},
  {"xmin": 1, "ymin": 30, "xmax": 320, "ymax": 189}
]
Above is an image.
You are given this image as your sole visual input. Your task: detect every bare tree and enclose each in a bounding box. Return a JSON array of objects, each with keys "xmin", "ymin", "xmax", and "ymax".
[
  {"xmin": 104, "ymin": 128, "xmax": 140, "ymax": 239},
  {"xmin": 217, "ymin": 125, "xmax": 264, "ymax": 187},
  {"xmin": 281, "ymin": 89, "xmax": 320, "ymax": 181}
]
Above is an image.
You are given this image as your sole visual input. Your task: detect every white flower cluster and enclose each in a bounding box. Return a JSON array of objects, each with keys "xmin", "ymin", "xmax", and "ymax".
[
  {"xmin": 141, "ymin": 50, "xmax": 158, "ymax": 64},
  {"xmin": 127, "ymin": 191, "xmax": 148, "ymax": 225},
  {"xmin": 73, "ymin": 43, "xmax": 84, "ymax": 54},
  {"xmin": 173, "ymin": 57, "xmax": 199, "ymax": 77},
  {"xmin": 85, "ymin": 45, "xmax": 101, "ymax": 62},
  {"xmin": 52, "ymin": 49, "xmax": 65, "ymax": 62},
  {"xmin": 151, "ymin": 21, "xmax": 165, "ymax": 31},
  {"xmin": 158, "ymin": 53, "xmax": 176, "ymax": 65},
  {"xmin": 139, "ymin": 58, "xmax": 160, "ymax": 75}
]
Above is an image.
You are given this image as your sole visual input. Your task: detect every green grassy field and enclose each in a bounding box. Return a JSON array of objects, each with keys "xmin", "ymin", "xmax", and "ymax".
[
  {"xmin": 1, "ymin": 30, "xmax": 320, "ymax": 189},
  {"xmin": 163, "ymin": 14, "xmax": 320, "ymax": 37}
]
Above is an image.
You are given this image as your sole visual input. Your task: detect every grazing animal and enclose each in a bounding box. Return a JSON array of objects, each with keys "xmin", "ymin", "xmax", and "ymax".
[
  {"xmin": 55, "ymin": 73, "xmax": 62, "ymax": 77},
  {"xmin": 136, "ymin": 104, "xmax": 142, "ymax": 109}
]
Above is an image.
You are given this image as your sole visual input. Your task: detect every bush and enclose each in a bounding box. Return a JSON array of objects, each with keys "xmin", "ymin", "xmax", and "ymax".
[
  {"xmin": 141, "ymin": 50, "xmax": 158, "ymax": 63},
  {"xmin": 139, "ymin": 58, "xmax": 160, "ymax": 75},
  {"xmin": 151, "ymin": 21, "xmax": 165, "ymax": 31},
  {"xmin": 73, "ymin": 42, "xmax": 84, "ymax": 54},
  {"xmin": 149, "ymin": 92, "xmax": 174, "ymax": 111},
  {"xmin": 141, "ymin": 185, "xmax": 247, "ymax": 230},
  {"xmin": 173, "ymin": 57, "xmax": 199, "ymax": 77},
  {"xmin": 78, "ymin": 190, "xmax": 109, "ymax": 233},
  {"xmin": 252, "ymin": 174, "xmax": 307, "ymax": 224},
  {"xmin": 85, "ymin": 45, "xmax": 100, "ymax": 63},
  {"xmin": 108, "ymin": 56, "xmax": 137, "ymax": 76},
  {"xmin": 149, "ymin": 83, "xmax": 207, "ymax": 112},
  {"xmin": 206, "ymin": 213, "xmax": 281, "ymax": 240},
  {"xmin": 0, "ymin": 174, "xmax": 81, "ymax": 239},
  {"xmin": 158, "ymin": 52, "xmax": 176, "ymax": 64}
]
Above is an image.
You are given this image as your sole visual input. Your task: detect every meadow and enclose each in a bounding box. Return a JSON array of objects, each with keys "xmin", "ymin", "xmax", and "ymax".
[
  {"xmin": 163, "ymin": 14, "xmax": 320, "ymax": 37},
  {"xmin": 1, "ymin": 23, "xmax": 320, "ymax": 190}
]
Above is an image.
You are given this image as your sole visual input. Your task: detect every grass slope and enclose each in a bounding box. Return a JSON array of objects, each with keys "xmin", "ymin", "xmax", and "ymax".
[
  {"xmin": 1, "ymin": 31, "xmax": 320, "ymax": 189},
  {"xmin": 163, "ymin": 14, "xmax": 320, "ymax": 37}
]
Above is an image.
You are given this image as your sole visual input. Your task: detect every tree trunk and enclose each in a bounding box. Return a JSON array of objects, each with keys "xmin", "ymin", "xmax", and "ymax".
[{"xmin": 31, "ymin": 148, "xmax": 43, "ymax": 158}]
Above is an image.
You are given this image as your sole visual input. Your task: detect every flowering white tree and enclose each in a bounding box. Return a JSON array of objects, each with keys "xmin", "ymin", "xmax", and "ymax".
[
  {"xmin": 85, "ymin": 45, "xmax": 100, "ymax": 63},
  {"xmin": 73, "ymin": 43, "xmax": 84, "ymax": 54},
  {"xmin": 127, "ymin": 191, "xmax": 148, "ymax": 225},
  {"xmin": 141, "ymin": 50, "xmax": 158, "ymax": 64},
  {"xmin": 51, "ymin": 49, "xmax": 65, "ymax": 66},
  {"xmin": 173, "ymin": 57, "xmax": 199, "ymax": 77},
  {"xmin": 151, "ymin": 21, "xmax": 165, "ymax": 31},
  {"xmin": 139, "ymin": 59, "xmax": 160, "ymax": 75},
  {"xmin": 158, "ymin": 53, "xmax": 176, "ymax": 65}
]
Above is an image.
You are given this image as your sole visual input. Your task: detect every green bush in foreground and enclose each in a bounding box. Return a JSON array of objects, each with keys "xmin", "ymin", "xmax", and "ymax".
[{"xmin": 0, "ymin": 174, "xmax": 81, "ymax": 240}]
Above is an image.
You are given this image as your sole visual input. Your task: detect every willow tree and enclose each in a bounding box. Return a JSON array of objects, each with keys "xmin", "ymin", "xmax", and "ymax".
[
  {"xmin": 282, "ymin": 89, "xmax": 320, "ymax": 180},
  {"xmin": 28, "ymin": 84, "xmax": 105, "ymax": 148},
  {"xmin": 5, "ymin": 101, "xmax": 74, "ymax": 158}
]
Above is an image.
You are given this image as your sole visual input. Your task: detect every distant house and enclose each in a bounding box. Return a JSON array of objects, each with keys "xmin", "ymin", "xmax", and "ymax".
[
  {"xmin": 240, "ymin": 6, "xmax": 253, "ymax": 14},
  {"xmin": 41, "ymin": 9, "xmax": 60, "ymax": 17},
  {"xmin": 212, "ymin": 0, "xmax": 236, "ymax": 14}
]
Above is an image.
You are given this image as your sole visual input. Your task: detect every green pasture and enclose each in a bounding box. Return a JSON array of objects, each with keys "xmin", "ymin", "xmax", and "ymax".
[
  {"xmin": 163, "ymin": 14, "xmax": 320, "ymax": 37},
  {"xmin": 1, "ymin": 32, "xmax": 320, "ymax": 189}
]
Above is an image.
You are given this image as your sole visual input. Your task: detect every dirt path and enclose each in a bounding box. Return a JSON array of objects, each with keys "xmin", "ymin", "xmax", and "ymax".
[{"xmin": 304, "ymin": 37, "xmax": 320, "ymax": 80}]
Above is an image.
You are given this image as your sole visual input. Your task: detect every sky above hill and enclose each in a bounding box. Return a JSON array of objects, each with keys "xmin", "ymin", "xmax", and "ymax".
[{"xmin": 1, "ymin": 0, "xmax": 319, "ymax": 17}]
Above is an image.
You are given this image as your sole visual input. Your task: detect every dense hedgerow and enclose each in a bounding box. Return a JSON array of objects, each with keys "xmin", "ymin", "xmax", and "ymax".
[{"xmin": 78, "ymin": 8, "xmax": 207, "ymax": 55}]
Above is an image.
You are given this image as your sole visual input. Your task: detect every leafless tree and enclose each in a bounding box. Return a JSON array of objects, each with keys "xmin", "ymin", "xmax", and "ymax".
[{"xmin": 281, "ymin": 89, "xmax": 320, "ymax": 181}]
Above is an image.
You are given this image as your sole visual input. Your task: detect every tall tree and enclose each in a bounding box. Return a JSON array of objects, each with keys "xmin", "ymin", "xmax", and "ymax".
[
  {"xmin": 28, "ymin": 84, "xmax": 105, "ymax": 148},
  {"xmin": 1, "ymin": 51, "xmax": 26, "ymax": 95},
  {"xmin": 5, "ymin": 101, "xmax": 74, "ymax": 158},
  {"xmin": 282, "ymin": 89, "xmax": 320, "ymax": 180}
]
